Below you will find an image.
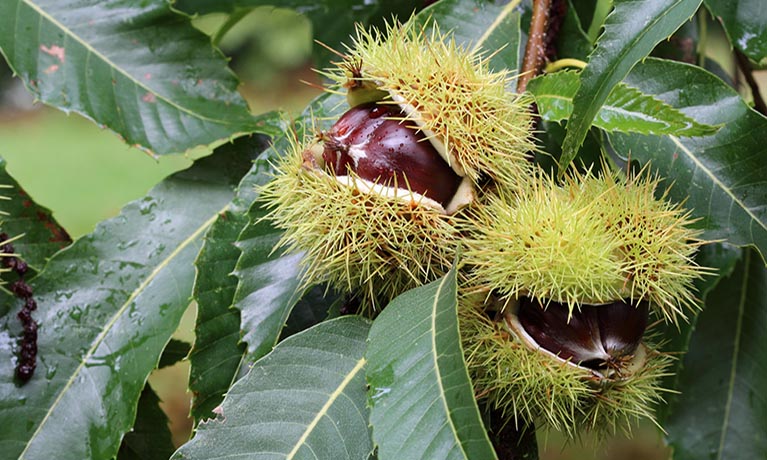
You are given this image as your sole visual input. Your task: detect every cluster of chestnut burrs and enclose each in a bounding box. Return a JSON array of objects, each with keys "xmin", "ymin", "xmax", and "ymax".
[{"xmin": 262, "ymin": 21, "xmax": 707, "ymax": 438}]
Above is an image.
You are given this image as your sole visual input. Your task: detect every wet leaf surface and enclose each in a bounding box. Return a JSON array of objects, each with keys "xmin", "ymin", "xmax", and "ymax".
[
  {"xmin": 175, "ymin": 317, "xmax": 372, "ymax": 460},
  {"xmin": 367, "ymin": 269, "xmax": 498, "ymax": 460},
  {"xmin": 0, "ymin": 145, "xmax": 252, "ymax": 459},
  {"xmin": 0, "ymin": 0, "xmax": 258, "ymax": 155},
  {"xmin": 561, "ymin": 0, "xmax": 703, "ymax": 172}
]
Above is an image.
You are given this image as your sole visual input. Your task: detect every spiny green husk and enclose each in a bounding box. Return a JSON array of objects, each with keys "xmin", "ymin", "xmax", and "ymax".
[
  {"xmin": 260, "ymin": 135, "xmax": 460, "ymax": 312},
  {"xmin": 464, "ymin": 174, "xmax": 625, "ymax": 308},
  {"xmin": 459, "ymin": 299, "xmax": 673, "ymax": 439},
  {"xmin": 464, "ymin": 168, "xmax": 707, "ymax": 321},
  {"xmin": 577, "ymin": 169, "xmax": 707, "ymax": 320},
  {"xmin": 323, "ymin": 21, "xmax": 537, "ymax": 188}
]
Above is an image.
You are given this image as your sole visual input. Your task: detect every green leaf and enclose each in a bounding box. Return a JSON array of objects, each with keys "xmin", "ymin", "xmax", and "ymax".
[
  {"xmin": 528, "ymin": 70, "xmax": 718, "ymax": 136},
  {"xmin": 367, "ymin": 269, "xmax": 498, "ymax": 460},
  {"xmin": 157, "ymin": 339, "xmax": 191, "ymax": 370},
  {"xmin": 656, "ymin": 242, "xmax": 742, "ymax": 422},
  {"xmin": 190, "ymin": 95, "xmax": 339, "ymax": 424},
  {"xmin": 173, "ymin": 316, "xmax": 372, "ymax": 460},
  {"xmin": 231, "ymin": 200, "xmax": 305, "ymax": 362},
  {"xmin": 608, "ymin": 58, "xmax": 767, "ymax": 260},
  {"xmin": 556, "ymin": 0, "xmax": 594, "ymax": 61},
  {"xmin": 0, "ymin": 0, "xmax": 256, "ymax": 155},
  {"xmin": 704, "ymin": 0, "xmax": 767, "ymax": 64},
  {"xmin": 117, "ymin": 385, "xmax": 175, "ymax": 460},
  {"xmin": 188, "ymin": 131, "xmax": 277, "ymax": 422},
  {"xmin": 664, "ymin": 247, "xmax": 767, "ymax": 460},
  {"xmin": 0, "ymin": 156, "xmax": 71, "ymax": 273},
  {"xmin": 174, "ymin": 0, "xmax": 420, "ymax": 68},
  {"xmin": 0, "ymin": 147, "xmax": 253, "ymax": 460},
  {"xmin": 230, "ymin": 93, "xmax": 342, "ymax": 366},
  {"xmin": 560, "ymin": 0, "xmax": 703, "ymax": 173},
  {"xmin": 415, "ymin": 0, "xmax": 524, "ymax": 78}
]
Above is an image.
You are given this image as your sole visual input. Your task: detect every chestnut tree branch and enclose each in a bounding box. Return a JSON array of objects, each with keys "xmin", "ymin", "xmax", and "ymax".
[
  {"xmin": 518, "ymin": 0, "xmax": 552, "ymax": 93},
  {"xmin": 735, "ymin": 50, "xmax": 767, "ymax": 116}
]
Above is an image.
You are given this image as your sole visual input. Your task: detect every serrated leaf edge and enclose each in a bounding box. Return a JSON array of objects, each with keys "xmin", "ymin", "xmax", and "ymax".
[
  {"xmin": 285, "ymin": 356, "xmax": 367, "ymax": 460},
  {"xmin": 20, "ymin": 0, "xmax": 239, "ymax": 125},
  {"xmin": 669, "ymin": 135, "xmax": 767, "ymax": 235},
  {"xmin": 560, "ymin": 0, "xmax": 703, "ymax": 172},
  {"xmin": 19, "ymin": 205, "xmax": 227, "ymax": 458},
  {"xmin": 531, "ymin": 73, "xmax": 717, "ymax": 135}
]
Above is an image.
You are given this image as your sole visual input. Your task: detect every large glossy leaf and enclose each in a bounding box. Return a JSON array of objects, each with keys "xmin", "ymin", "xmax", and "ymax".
[
  {"xmin": 664, "ymin": 247, "xmax": 767, "ymax": 460},
  {"xmin": 367, "ymin": 269, "xmax": 498, "ymax": 460},
  {"xmin": 415, "ymin": 0, "xmax": 525, "ymax": 79},
  {"xmin": 229, "ymin": 94, "xmax": 341, "ymax": 368},
  {"xmin": 173, "ymin": 0, "xmax": 420, "ymax": 68},
  {"xmin": 556, "ymin": 0, "xmax": 593, "ymax": 61},
  {"xmin": 173, "ymin": 316, "xmax": 372, "ymax": 460},
  {"xmin": 704, "ymin": 0, "xmax": 767, "ymax": 64},
  {"xmin": 117, "ymin": 385, "xmax": 175, "ymax": 460},
  {"xmin": 528, "ymin": 71, "xmax": 717, "ymax": 136},
  {"xmin": 0, "ymin": 147, "xmax": 253, "ymax": 460},
  {"xmin": 560, "ymin": 0, "xmax": 703, "ymax": 173},
  {"xmin": 0, "ymin": 0, "xmax": 256, "ymax": 155},
  {"xmin": 656, "ymin": 242, "xmax": 741, "ymax": 424},
  {"xmin": 0, "ymin": 156, "xmax": 71, "ymax": 273},
  {"xmin": 608, "ymin": 58, "xmax": 767, "ymax": 260},
  {"xmin": 188, "ymin": 131, "xmax": 277, "ymax": 422}
]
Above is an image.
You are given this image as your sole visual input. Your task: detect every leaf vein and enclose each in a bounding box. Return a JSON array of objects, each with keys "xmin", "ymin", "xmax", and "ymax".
[
  {"xmin": 21, "ymin": 0, "xmax": 243, "ymax": 126},
  {"xmin": 18, "ymin": 205, "xmax": 225, "ymax": 458},
  {"xmin": 670, "ymin": 135, "xmax": 767, "ymax": 234}
]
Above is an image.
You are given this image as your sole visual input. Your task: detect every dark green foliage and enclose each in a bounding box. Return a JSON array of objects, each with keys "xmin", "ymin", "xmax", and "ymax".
[{"xmin": 0, "ymin": 0, "xmax": 766, "ymax": 459}]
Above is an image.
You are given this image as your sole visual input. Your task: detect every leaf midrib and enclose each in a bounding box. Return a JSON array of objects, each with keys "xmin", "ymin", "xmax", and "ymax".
[
  {"xmin": 564, "ymin": 0, "xmax": 698, "ymax": 159},
  {"xmin": 670, "ymin": 136, "xmax": 767, "ymax": 234},
  {"xmin": 285, "ymin": 357, "xmax": 367, "ymax": 460},
  {"xmin": 19, "ymin": 206, "xmax": 227, "ymax": 458},
  {"xmin": 716, "ymin": 250, "xmax": 750, "ymax": 460},
  {"xmin": 430, "ymin": 274, "xmax": 470, "ymax": 459},
  {"xmin": 585, "ymin": 0, "xmax": 692, "ymax": 116},
  {"xmin": 21, "ymin": 0, "xmax": 244, "ymax": 126},
  {"xmin": 471, "ymin": 0, "xmax": 522, "ymax": 53}
]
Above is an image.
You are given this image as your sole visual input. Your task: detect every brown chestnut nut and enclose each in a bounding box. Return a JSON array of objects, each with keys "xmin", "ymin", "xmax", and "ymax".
[
  {"xmin": 516, "ymin": 297, "xmax": 649, "ymax": 373},
  {"xmin": 321, "ymin": 103, "xmax": 463, "ymax": 209}
]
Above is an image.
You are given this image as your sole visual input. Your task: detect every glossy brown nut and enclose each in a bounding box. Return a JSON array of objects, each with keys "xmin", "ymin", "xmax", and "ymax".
[
  {"xmin": 517, "ymin": 297, "xmax": 649, "ymax": 371},
  {"xmin": 322, "ymin": 103, "xmax": 462, "ymax": 208}
]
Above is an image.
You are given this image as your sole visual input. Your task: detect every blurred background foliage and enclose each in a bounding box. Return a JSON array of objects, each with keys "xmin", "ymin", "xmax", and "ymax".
[{"xmin": 0, "ymin": 3, "xmax": 762, "ymax": 459}]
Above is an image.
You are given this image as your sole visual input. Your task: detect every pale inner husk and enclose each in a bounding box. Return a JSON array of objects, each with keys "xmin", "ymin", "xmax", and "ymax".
[
  {"xmin": 332, "ymin": 175, "xmax": 474, "ymax": 215},
  {"xmin": 389, "ymin": 92, "xmax": 467, "ymax": 177}
]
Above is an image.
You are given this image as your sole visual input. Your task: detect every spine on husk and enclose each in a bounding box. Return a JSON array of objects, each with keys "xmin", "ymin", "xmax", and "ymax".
[
  {"xmin": 460, "ymin": 166, "xmax": 709, "ymax": 437},
  {"xmin": 261, "ymin": 20, "xmax": 535, "ymax": 311},
  {"xmin": 259, "ymin": 17, "xmax": 710, "ymax": 439}
]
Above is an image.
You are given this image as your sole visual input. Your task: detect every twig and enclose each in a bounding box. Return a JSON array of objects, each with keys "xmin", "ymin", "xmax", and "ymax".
[
  {"xmin": 518, "ymin": 0, "xmax": 552, "ymax": 92},
  {"xmin": 735, "ymin": 50, "xmax": 767, "ymax": 116}
]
